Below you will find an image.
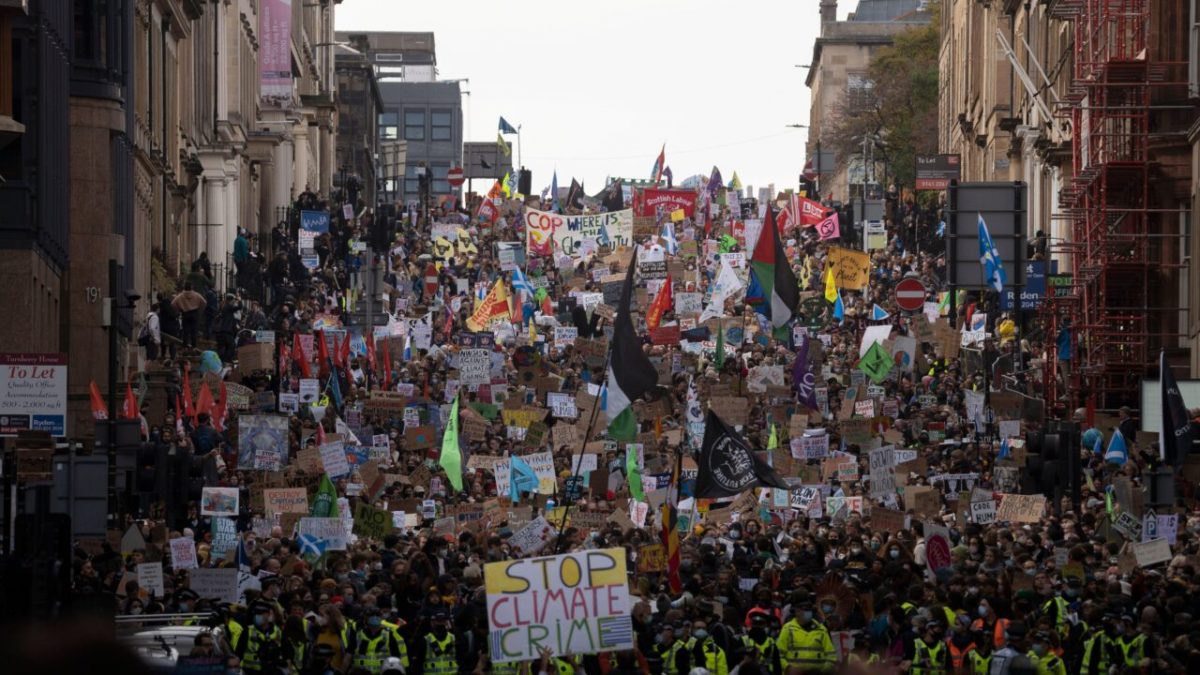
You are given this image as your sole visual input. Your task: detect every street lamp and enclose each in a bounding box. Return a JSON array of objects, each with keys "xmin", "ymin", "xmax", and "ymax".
[
  {"xmin": 795, "ymin": 64, "xmax": 812, "ymax": 69},
  {"xmin": 786, "ymin": 124, "xmax": 809, "ymax": 129}
]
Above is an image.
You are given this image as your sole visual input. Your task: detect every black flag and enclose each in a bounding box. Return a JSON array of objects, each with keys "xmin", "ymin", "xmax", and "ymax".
[
  {"xmin": 600, "ymin": 180, "xmax": 625, "ymax": 212},
  {"xmin": 1159, "ymin": 351, "xmax": 1192, "ymax": 466},
  {"xmin": 566, "ymin": 179, "xmax": 585, "ymax": 210},
  {"xmin": 696, "ymin": 410, "xmax": 789, "ymax": 498}
]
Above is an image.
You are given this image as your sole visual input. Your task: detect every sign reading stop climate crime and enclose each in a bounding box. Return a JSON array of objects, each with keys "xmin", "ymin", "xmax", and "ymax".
[{"xmin": 485, "ymin": 548, "xmax": 633, "ymax": 662}]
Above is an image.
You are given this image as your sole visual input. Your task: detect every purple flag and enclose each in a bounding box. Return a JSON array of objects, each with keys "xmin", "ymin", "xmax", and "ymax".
[
  {"xmin": 793, "ymin": 336, "xmax": 818, "ymax": 410},
  {"xmin": 708, "ymin": 166, "xmax": 723, "ymax": 197}
]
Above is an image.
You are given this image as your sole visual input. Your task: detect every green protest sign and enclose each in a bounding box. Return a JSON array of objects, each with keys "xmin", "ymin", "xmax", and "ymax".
[
  {"xmin": 857, "ymin": 342, "xmax": 894, "ymax": 384},
  {"xmin": 352, "ymin": 501, "xmax": 394, "ymax": 539}
]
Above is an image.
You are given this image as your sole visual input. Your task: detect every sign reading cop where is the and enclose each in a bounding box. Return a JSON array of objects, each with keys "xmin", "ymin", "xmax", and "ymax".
[{"xmin": 485, "ymin": 548, "xmax": 633, "ymax": 663}]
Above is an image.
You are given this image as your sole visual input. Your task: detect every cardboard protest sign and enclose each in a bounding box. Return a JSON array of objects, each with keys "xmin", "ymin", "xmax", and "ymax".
[
  {"xmin": 1132, "ymin": 538, "xmax": 1172, "ymax": 568},
  {"xmin": 170, "ymin": 537, "xmax": 198, "ymax": 570},
  {"xmin": 320, "ymin": 441, "xmax": 351, "ymax": 478},
  {"xmin": 827, "ymin": 247, "xmax": 871, "ymax": 291},
  {"xmin": 505, "ymin": 516, "xmax": 557, "ymax": 556},
  {"xmin": 353, "ymin": 501, "xmax": 394, "ymax": 539},
  {"xmin": 995, "ymin": 494, "xmax": 1046, "ymax": 523},
  {"xmin": 238, "ymin": 415, "xmax": 290, "ymax": 471},
  {"xmin": 264, "ymin": 488, "xmax": 309, "ymax": 516},
  {"xmin": 137, "ymin": 562, "xmax": 165, "ymax": 597},
  {"xmin": 189, "ymin": 568, "xmax": 238, "ymax": 603},
  {"xmin": 485, "ymin": 548, "xmax": 632, "ymax": 662},
  {"xmin": 200, "ymin": 487, "xmax": 239, "ymax": 516}
]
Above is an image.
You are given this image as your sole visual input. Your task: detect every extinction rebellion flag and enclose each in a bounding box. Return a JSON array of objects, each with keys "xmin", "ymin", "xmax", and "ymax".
[{"xmin": 696, "ymin": 410, "xmax": 789, "ymax": 499}]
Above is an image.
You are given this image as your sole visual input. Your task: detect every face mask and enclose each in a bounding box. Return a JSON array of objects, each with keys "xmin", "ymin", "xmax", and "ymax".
[
  {"xmin": 750, "ymin": 627, "xmax": 767, "ymax": 641},
  {"xmin": 801, "ymin": 611, "xmax": 814, "ymax": 623},
  {"xmin": 869, "ymin": 541, "xmax": 881, "ymax": 551},
  {"xmin": 1065, "ymin": 588, "xmax": 1078, "ymax": 598},
  {"xmin": 131, "ymin": 607, "xmax": 143, "ymax": 615},
  {"xmin": 890, "ymin": 550, "xmax": 901, "ymax": 559},
  {"xmin": 692, "ymin": 629, "xmax": 708, "ymax": 639},
  {"xmin": 821, "ymin": 604, "xmax": 835, "ymax": 615},
  {"xmin": 1024, "ymin": 568, "xmax": 1037, "ymax": 577},
  {"xmin": 655, "ymin": 634, "xmax": 666, "ymax": 645},
  {"xmin": 335, "ymin": 573, "xmax": 349, "ymax": 583},
  {"xmin": 851, "ymin": 547, "xmax": 863, "ymax": 555},
  {"xmin": 1032, "ymin": 643, "xmax": 1046, "ymax": 656},
  {"xmin": 977, "ymin": 606, "xmax": 988, "ymax": 618},
  {"xmin": 255, "ymin": 615, "xmax": 269, "ymax": 628},
  {"xmin": 434, "ymin": 626, "xmax": 448, "ymax": 637}
]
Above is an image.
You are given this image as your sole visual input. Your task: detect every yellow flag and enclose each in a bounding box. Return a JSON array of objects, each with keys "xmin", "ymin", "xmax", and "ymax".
[
  {"xmin": 467, "ymin": 280, "xmax": 510, "ymax": 331},
  {"xmin": 528, "ymin": 319, "xmax": 537, "ymax": 345},
  {"xmin": 497, "ymin": 132, "xmax": 511, "ymax": 157},
  {"xmin": 501, "ymin": 172, "xmax": 512, "ymax": 198},
  {"xmin": 824, "ymin": 264, "xmax": 838, "ymax": 302}
]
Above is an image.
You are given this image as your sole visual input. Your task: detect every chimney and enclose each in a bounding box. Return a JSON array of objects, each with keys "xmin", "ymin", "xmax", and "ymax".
[{"xmin": 820, "ymin": 0, "xmax": 837, "ymax": 23}]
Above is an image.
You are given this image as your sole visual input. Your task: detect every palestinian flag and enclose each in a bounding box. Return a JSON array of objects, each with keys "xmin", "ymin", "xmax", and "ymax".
[
  {"xmin": 748, "ymin": 206, "xmax": 800, "ymax": 328},
  {"xmin": 606, "ymin": 248, "xmax": 658, "ymax": 441}
]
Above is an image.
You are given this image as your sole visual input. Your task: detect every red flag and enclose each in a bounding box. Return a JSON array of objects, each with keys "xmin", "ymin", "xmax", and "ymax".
[
  {"xmin": 315, "ymin": 420, "xmax": 326, "ymax": 446},
  {"xmin": 195, "ymin": 382, "xmax": 215, "ymax": 418},
  {"xmin": 316, "ymin": 330, "xmax": 330, "ymax": 377},
  {"xmin": 646, "ymin": 274, "xmax": 673, "ymax": 332},
  {"xmin": 122, "ymin": 383, "xmax": 139, "ymax": 420},
  {"xmin": 380, "ymin": 340, "xmax": 393, "ymax": 390},
  {"xmin": 212, "ymin": 381, "xmax": 228, "ymax": 432},
  {"xmin": 365, "ymin": 331, "xmax": 377, "ymax": 371},
  {"xmin": 339, "ymin": 333, "xmax": 352, "ymax": 378},
  {"xmin": 181, "ymin": 362, "xmax": 195, "ymax": 420},
  {"xmin": 293, "ymin": 335, "xmax": 311, "ymax": 378},
  {"xmin": 89, "ymin": 380, "xmax": 108, "ymax": 420}
]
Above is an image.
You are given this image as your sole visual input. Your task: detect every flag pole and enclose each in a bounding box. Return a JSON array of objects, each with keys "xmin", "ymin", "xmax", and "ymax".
[
  {"xmin": 517, "ymin": 124, "xmax": 522, "ymax": 178},
  {"xmin": 553, "ymin": 345, "xmax": 613, "ymax": 554}
]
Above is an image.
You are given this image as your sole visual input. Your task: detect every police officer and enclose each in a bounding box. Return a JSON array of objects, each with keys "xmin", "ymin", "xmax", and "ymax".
[
  {"xmin": 351, "ymin": 608, "xmax": 406, "ymax": 673},
  {"xmin": 740, "ymin": 614, "xmax": 781, "ymax": 675},
  {"xmin": 175, "ymin": 588, "xmax": 201, "ymax": 625},
  {"xmin": 654, "ymin": 622, "xmax": 687, "ymax": 675},
  {"xmin": 776, "ymin": 594, "xmax": 834, "ymax": 673},
  {"xmin": 910, "ymin": 619, "xmax": 949, "ymax": 675},
  {"xmin": 239, "ymin": 600, "xmax": 283, "ymax": 674},
  {"xmin": 1027, "ymin": 631, "xmax": 1066, "ymax": 675},
  {"xmin": 1113, "ymin": 614, "xmax": 1152, "ymax": 670},
  {"xmin": 681, "ymin": 618, "xmax": 728, "ymax": 675},
  {"xmin": 1080, "ymin": 613, "xmax": 1119, "ymax": 675},
  {"xmin": 420, "ymin": 611, "xmax": 457, "ymax": 675}
]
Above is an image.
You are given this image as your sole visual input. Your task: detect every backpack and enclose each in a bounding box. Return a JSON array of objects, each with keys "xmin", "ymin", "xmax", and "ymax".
[{"xmin": 137, "ymin": 320, "xmax": 151, "ymax": 346}]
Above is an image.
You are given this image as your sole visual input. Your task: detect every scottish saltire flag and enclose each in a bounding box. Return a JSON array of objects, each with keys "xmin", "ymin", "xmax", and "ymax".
[
  {"xmin": 403, "ymin": 334, "xmax": 413, "ymax": 361},
  {"xmin": 298, "ymin": 533, "xmax": 327, "ymax": 557},
  {"xmin": 512, "ymin": 267, "xmax": 535, "ymax": 297},
  {"xmin": 660, "ymin": 219, "xmax": 679, "ymax": 255},
  {"xmin": 1105, "ymin": 429, "xmax": 1128, "ymax": 465},
  {"xmin": 978, "ymin": 213, "xmax": 1007, "ymax": 292},
  {"xmin": 871, "ymin": 304, "xmax": 890, "ymax": 321}
]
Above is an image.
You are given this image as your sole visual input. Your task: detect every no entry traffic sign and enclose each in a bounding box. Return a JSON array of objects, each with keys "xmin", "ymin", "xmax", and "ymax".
[
  {"xmin": 447, "ymin": 167, "xmax": 465, "ymax": 187},
  {"xmin": 894, "ymin": 277, "xmax": 927, "ymax": 312}
]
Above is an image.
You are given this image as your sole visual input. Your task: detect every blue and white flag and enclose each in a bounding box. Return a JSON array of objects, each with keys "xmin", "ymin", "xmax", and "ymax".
[
  {"xmin": 403, "ymin": 334, "xmax": 413, "ymax": 361},
  {"xmin": 871, "ymin": 304, "xmax": 890, "ymax": 321},
  {"xmin": 998, "ymin": 437, "xmax": 1012, "ymax": 460},
  {"xmin": 298, "ymin": 533, "xmax": 327, "ymax": 558},
  {"xmin": 509, "ymin": 455, "xmax": 540, "ymax": 503},
  {"xmin": 832, "ymin": 291, "xmax": 845, "ymax": 322},
  {"xmin": 660, "ymin": 220, "xmax": 679, "ymax": 256},
  {"xmin": 1105, "ymin": 429, "xmax": 1128, "ymax": 466},
  {"xmin": 512, "ymin": 267, "xmax": 535, "ymax": 298},
  {"xmin": 977, "ymin": 213, "xmax": 1007, "ymax": 292}
]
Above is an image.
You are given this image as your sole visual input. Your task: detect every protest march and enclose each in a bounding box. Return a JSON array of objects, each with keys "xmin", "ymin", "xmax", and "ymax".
[{"xmin": 64, "ymin": 153, "xmax": 1200, "ymax": 675}]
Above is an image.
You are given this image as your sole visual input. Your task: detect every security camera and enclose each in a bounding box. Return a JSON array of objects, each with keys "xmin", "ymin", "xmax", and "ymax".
[{"xmin": 125, "ymin": 290, "xmax": 142, "ymax": 303}]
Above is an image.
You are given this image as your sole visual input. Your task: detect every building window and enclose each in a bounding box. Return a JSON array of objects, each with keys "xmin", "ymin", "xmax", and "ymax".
[
  {"xmin": 432, "ymin": 163, "xmax": 450, "ymax": 194},
  {"xmin": 847, "ymin": 72, "xmax": 874, "ymax": 110},
  {"xmin": 404, "ymin": 110, "xmax": 425, "ymax": 141},
  {"xmin": 379, "ymin": 112, "xmax": 398, "ymax": 140},
  {"xmin": 431, "ymin": 110, "xmax": 452, "ymax": 141},
  {"xmin": 404, "ymin": 164, "xmax": 420, "ymax": 196}
]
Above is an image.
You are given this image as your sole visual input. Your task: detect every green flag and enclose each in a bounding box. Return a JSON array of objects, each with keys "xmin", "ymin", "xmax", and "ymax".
[
  {"xmin": 714, "ymin": 320, "xmax": 725, "ymax": 369},
  {"xmin": 627, "ymin": 444, "xmax": 645, "ymax": 502},
  {"xmin": 768, "ymin": 424, "xmax": 778, "ymax": 451},
  {"xmin": 608, "ymin": 407, "xmax": 638, "ymax": 442},
  {"xmin": 310, "ymin": 474, "xmax": 340, "ymax": 518},
  {"xmin": 440, "ymin": 395, "xmax": 463, "ymax": 492},
  {"xmin": 857, "ymin": 342, "xmax": 894, "ymax": 384}
]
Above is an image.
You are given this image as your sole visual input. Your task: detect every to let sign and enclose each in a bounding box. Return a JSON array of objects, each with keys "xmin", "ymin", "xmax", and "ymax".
[
  {"xmin": 914, "ymin": 154, "xmax": 961, "ymax": 191},
  {"xmin": 0, "ymin": 353, "xmax": 68, "ymax": 436}
]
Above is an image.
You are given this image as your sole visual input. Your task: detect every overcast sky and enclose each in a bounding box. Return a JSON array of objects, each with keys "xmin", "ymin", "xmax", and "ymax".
[{"xmin": 336, "ymin": 0, "xmax": 851, "ymax": 195}]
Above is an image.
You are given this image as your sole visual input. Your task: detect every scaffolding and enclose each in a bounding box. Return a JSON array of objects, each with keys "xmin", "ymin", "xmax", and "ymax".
[{"xmin": 1043, "ymin": 0, "xmax": 1191, "ymax": 415}]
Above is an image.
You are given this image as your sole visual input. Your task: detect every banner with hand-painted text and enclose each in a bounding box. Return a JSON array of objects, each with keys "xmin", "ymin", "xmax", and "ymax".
[
  {"xmin": 525, "ymin": 209, "xmax": 633, "ymax": 258},
  {"xmin": 636, "ymin": 189, "xmax": 697, "ymax": 218},
  {"xmin": 486, "ymin": 548, "xmax": 632, "ymax": 662}
]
